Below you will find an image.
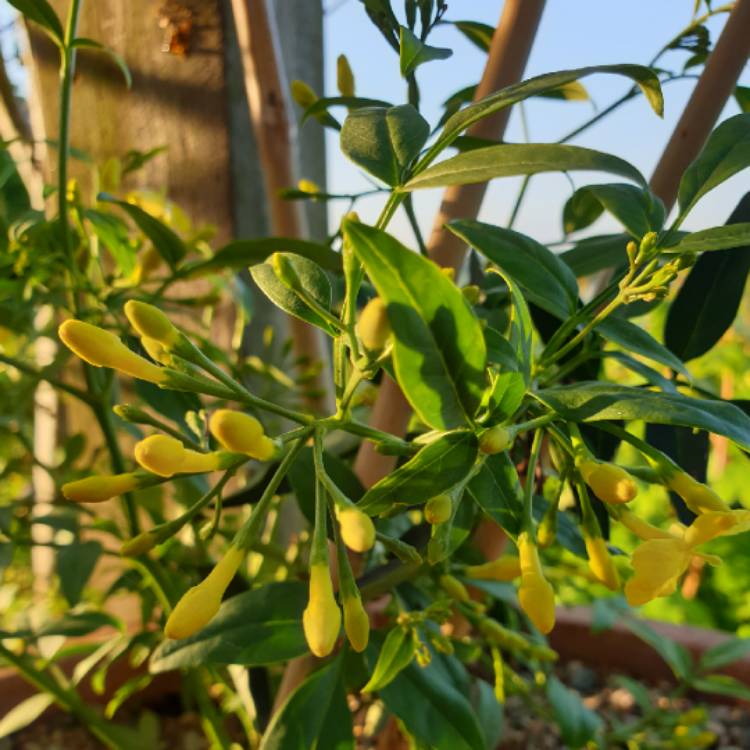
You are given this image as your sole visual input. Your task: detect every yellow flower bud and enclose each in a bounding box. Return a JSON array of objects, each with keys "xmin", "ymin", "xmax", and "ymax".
[
  {"xmin": 356, "ymin": 297, "xmax": 391, "ymax": 352},
  {"xmin": 290, "ymin": 79, "xmax": 317, "ymax": 109},
  {"xmin": 124, "ymin": 300, "xmax": 179, "ymax": 347},
  {"xmin": 439, "ymin": 574, "xmax": 470, "ymax": 602},
  {"xmin": 579, "ymin": 459, "xmax": 638, "ymax": 504},
  {"xmin": 136, "ymin": 245, "xmax": 163, "ymax": 280},
  {"xmin": 517, "ymin": 532, "xmax": 555, "ymax": 634},
  {"xmin": 584, "ymin": 535, "xmax": 620, "ymax": 591},
  {"xmin": 208, "ymin": 409, "xmax": 276, "ymax": 460},
  {"xmin": 134, "ymin": 434, "xmax": 221, "ymax": 477},
  {"xmin": 297, "ymin": 179, "xmax": 320, "ymax": 194},
  {"xmin": 343, "ymin": 595, "xmax": 369, "ymax": 652},
  {"xmin": 337, "ymin": 507, "xmax": 375, "ymax": 553},
  {"xmin": 424, "ymin": 494, "xmax": 452, "ymax": 525},
  {"xmin": 624, "ymin": 538, "xmax": 689, "ymax": 606},
  {"xmin": 59, "ymin": 320, "xmax": 165, "ymax": 384},
  {"xmin": 165, "ymin": 546, "xmax": 245, "ymax": 639},
  {"xmin": 140, "ymin": 336, "xmax": 172, "ymax": 365},
  {"xmin": 479, "ymin": 425, "xmax": 513, "ymax": 455},
  {"xmin": 336, "ymin": 54, "xmax": 355, "ymax": 97},
  {"xmin": 120, "ymin": 531, "xmax": 159, "ymax": 557},
  {"xmin": 465, "ymin": 555, "xmax": 521, "ymax": 581},
  {"xmin": 62, "ymin": 473, "xmax": 140, "ymax": 503},
  {"xmin": 667, "ymin": 472, "xmax": 729, "ymax": 514},
  {"xmin": 302, "ymin": 563, "xmax": 341, "ymax": 657}
]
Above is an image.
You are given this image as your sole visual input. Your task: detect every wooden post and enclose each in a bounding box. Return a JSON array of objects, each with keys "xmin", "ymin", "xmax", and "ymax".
[
  {"xmin": 230, "ymin": 0, "xmax": 333, "ymax": 412},
  {"xmin": 354, "ymin": 0, "xmax": 547, "ymax": 487}
]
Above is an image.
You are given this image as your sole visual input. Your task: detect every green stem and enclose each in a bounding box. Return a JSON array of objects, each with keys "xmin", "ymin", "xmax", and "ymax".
[
  {"xmin": 403, "ymin": 193, "xmax": 427, "ymax": 255},
  {"xmin": 523, "ymin": 429, "xmax": 544, "ymax": 532}
]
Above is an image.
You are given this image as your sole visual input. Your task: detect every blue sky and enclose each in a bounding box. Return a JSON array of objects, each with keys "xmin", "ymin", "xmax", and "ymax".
[{"xmin": 320, "ymin": 1, "xmax": 749, "ymax": 246}]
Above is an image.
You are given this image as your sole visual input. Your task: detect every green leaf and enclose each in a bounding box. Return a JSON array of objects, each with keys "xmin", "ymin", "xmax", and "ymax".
[
  {"xmin": 85, "ymin": 209, "xmax": 136, "ymax": 275},
  {"xmin": 699, "ymin": 637, "xmax": 750, "ymax": 673},
  {"xmin": 399, "ymin": 26, "xmax": 452, "ymax": 77},
  {"xmin": 473, "ymin": 679, "xmax": 504, "ymax": 750},
  {"xmin": 57, "ymin": 541, "xmax": 102, "ymax": 607},
  {"xmin": 186, "ymin": 237, "xmax": 341, "ymax": 275},
  {"xmin": 490, "ymin": 268, "xmax": 533, "ymax": 386},
  {"xmin": 486, "ymin": 371, "xmax": 526, "ymax": 422},
  {"xmin": 484, "ymin": 327, "xmax": 521, "ymax": 371},
  {"xmin": 98, "ymin": 193, "xmax": 186, "ymax": 269},
  {"xmin": 357, "ymin": 431, "xmax": 478, "ymax": 515},
  {"xmin": 676, "ymin": 113, "xmax": 750, "ymax": 220},
  {"xmin": 345, "ymin": 220, "xmax": 487, "ymax": 430},
  {"xmin": 665, "ymin": 194, "xmax": 750, "ymax": 361},
  {"xmin": 259, "ymin": 654, "xmax": 353, "ymax": 750},
  {"xmin": 451, "ymin": 20, "xmax": 495, "ymax": 52},
  {"xmin": 302, "ymin": 96, "xmax": 392, "ymax": 125},
  {"xmin": 251, "ymin": 254, "xmax": 337, "ymax": 336},
  {"xmin": 341, "ymin": 105, "xmax": 429, "ymax": 186},
  {"xmin": 449, "ymin": 220, "xmax": 578, "ymax": 319},
  {"xmin": 560, "ymin": 233, "xmax": 629, "ymax": 277},
  {"xmin": 546, "ymin": 676, "xmax": 602, "ymax": 748},
  {"xmin": 379, "ymin": 656, "xmax": 487, "ymax": 750},
  {"xmin": 736, "ymin": 86, "xmax": 750, "ymax": 113},
  {"xmin": 624, "ymin": 616, "xmax": 695, "ymax": 679},
  {"xmin": 7, "ymin": 0, "xmax": 63, "ymax": 45},
  {"xmin": 362, "ymin": 627, "xmax": 416, "ymax": 692},
  {"xmin": 597, "ymin": 317, "xmax": 688, "ymax": 377},
  {"xmin": 35, "ymin": 612, "xmax": 121, "ymax": 638},
  {"xmin": 563, "ymin": 183, "xmax": 665, "ymax": 238},
  {"xmin": 536, "ymin": 383, "xmax": 750, "ymax": 450},
  {"xmin": 691, "ymin": 674, "xmax": 750, "ymax": 702},
  {"xmin": 433, "ymin": 65, "xmax": 663, "ymax": 157},
  {"xmin": 404, "ymin": 143, "xmax": 646, "ymax": 191},
  {"xmin": 662, "ymin": 223, "xmax": 750, "ymax": 253},
  {"xmin": 466, "ymin": 453, "xmax": 523, "ymax": 535},
  {"xmin": 427, "ymin": 490, "xmax": 477, "ymax": 564},
  {"xmin": 0, "ymin": 693, "xmax": 55, "ymax": 739},
  {"xmin": 71, "ymin": 38, "xmax": 132, "ymax": 88},
  {"xmin": 149, "ymin": 582, "xmax": 308, "ymax": 672}
]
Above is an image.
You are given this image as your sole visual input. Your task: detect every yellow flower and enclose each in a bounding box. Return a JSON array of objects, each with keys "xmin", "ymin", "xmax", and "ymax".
[
  {"xmin": 134, "ymin": 434, "xmax": 222, "ymax": 477},
  {"xmin": 356, "ymin": 297, "xmax": 391, "ymax": 352},
  {"xmin": 579, "ymin": 459, "xmax": 638, "ymax": 505},
  {"xmin": 62, "ymin": 473, "xmax": 140, "ymax": 503},
  {"xmin": 517, "ymin": 532, "xmax": 555, "ymax": 634},
  {"xmin": 337, "ymin": 507, "xmax": 375, "ymax": 553},
  {"xmin": 584, "ymin": 534, "xmax": 620, "ymax": 591},
  {"xmin": 124, "ymin": 300, "xmax": 179, "ymax": 347},
  {"xmin": 424, "ymin": 494, "xmax": 452, "ymax": 525},
  {"xmin": 479, "ymin": 425, "xmax": 513, "ymax": 455},
  {"xmin": 165, "ymin": 545, "xmax": 245, "ymax": 639},
  {"xmin": 59, "ymin": 320, "xmax": 166, "ymax": 384},
  {"xmin": 342, "ymin": 595, "xmax": 369, "ymax": 652},
  {"xmin": 465, "ymin": 556, "xmax": 522, "ymax": 581},
  {"xmin": 208, "ymin": 409, "xmax": 277, "ymax": 461},
  {"xmin": 302, "ymin": 563, "xmax": 341, "ymax": 657},
  {"xmin": 616, "ymin": 508, "xmax": 675, "ymax": 541},
  {"xmin": 667, "ymin": 472, "xmax": 730, "ymax": 514}
]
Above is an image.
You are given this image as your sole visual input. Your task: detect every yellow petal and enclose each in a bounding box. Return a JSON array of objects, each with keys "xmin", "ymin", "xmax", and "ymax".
[
  {"xmin": 209, "ymin": 409, "xmax": 270, "ymax": 459},
  {"xmin": 302, "ymin": 564, "xmax": 341, "ymax": 657},
  {"xmin": 134, "ymin": 434, "xmax": 186, "ymax": 477},
  {"xmin": 62, "ymin": 473, "xmax": 140, "ymax": 503},
  {"xmin": 337, "ymin": 507, "xmax": 375, "ymax": 553},
  {"xmin": 518, "ymin": 572, "xmax": 556, "ymax": 634},
  {"xmin": 343, "ymin": 595, "xmax": 369, "ymax": 653},
  {"xmin": 465, "ymin": 556, "xmax": 522, "ymax": 582},
  {"xmin": 580, "ymin": 460, "xmax": 638, "ymax": 504},
  {"xmin": 584, "ymin": 535, "xmax": 620, "ymax": 591},
  {"xmin": 124, "ymin": 300, "xmax": 179, "ymax": 346},
  {"xmin": 668, "ymin": 472, "xmax": 729, "ymax": 514},
  {"xmin": 624, "ymin": 538, "xmax": 690, "ymax": 606}
]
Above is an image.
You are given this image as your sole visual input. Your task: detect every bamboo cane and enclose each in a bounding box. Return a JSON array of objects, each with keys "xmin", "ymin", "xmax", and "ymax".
[
  {"xmin": 230, "ymin": 0, "xmax": 333, "ymax": 413},
  {"xmin": 354, "ymin": 0, "xmax": 547, "ymax": 487}
]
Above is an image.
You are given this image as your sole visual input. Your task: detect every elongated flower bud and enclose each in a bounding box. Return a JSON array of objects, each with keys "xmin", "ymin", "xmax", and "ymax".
[
  {"xmin": 343, "ymin": 595, "xmax": 369, "ymax": 652},
  {"xmin": 583, "ymin": 534, "xmax": 620, "ymax": 591},
  {"xmin": 439, "ymin": 574, "xmax": 470, "ymax": 602},
  {"xmin": 465, "ymin": 555, "xmax": 521, "ymax": 581},
  {"xmin": 302, "ymin": 563, "xmax": 341, "ymax": 657},
  {"xmin": 124, "ymin": 300, "xmax": 179, "ymax": 347},
  {"xmin": 208, "ymin": 409, "xmax": 276, "ymax": 461},
  {"xmin": 356, "ymin": 297, "xmax": 391, "ymax": 352},
  {"xmin": 63, "ymin": 473, "xmax": 140, "ymax": 503},
  {"xmin": 579, "ymin": 459, "xmax": 638, "ymax": 505},
  {"xmin": 337, "ymin": 507, "xmax": 375, "ymax": 553},
  {"xmin": 667, "ymin": 472, "xmax": 729, "ymax": 514},
  {"xmin": 120, "ymin": 530, "xmax": 159, "ymax": 557},
  {"xmin": 424, "ymin": 494, "xmax": 452, "ymax": 525},
  {"xmin": 165, "ymin": 546, "xmax": 245, "ymax": 639},
  {"xmin": 290, "ymin": 79, "xmax": 317, "ymax": 108},
  {"xmin": 59, "ymin": 320, "xmax": 166, "ymax": 383},
  {"xmin": 134, "ymin": 434, "xmax": 222, "ymax": 477},
  {"xmin": 336, "ymin": 54, "xmax": 355, "ymax": 97},
  {"xmin": 479, "ymin": 425, "xmax": 513, "ymax": 455},
  {"xmin": 517, "ymin": 532, "xmax": 555, "ymax": 634}
]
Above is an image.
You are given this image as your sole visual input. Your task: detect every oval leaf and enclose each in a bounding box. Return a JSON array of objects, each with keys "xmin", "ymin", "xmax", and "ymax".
[{"xmin": 362, "ymin": 627, "xmax": 415, "ymax": 692}]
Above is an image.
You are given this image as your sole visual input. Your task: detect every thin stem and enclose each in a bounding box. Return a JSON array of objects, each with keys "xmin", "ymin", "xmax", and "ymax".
[
  {"xmin": 523, "ymin": 429, "xmax": 544, "ymax": 532},
  {"xmin": 403, "ymin": 193, "xmax": 427, "ymax": 255}
]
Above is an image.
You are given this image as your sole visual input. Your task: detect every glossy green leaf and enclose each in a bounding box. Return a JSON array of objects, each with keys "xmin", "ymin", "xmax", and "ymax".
[
  {"xmin": 341, "ymin": 105, "xmax": 429, "ymax": 186},
  {"xmin": 484, "ymin": 328, "xmax": 521, "ymax": 371},
  {"xmin": 399, "ymin": 26, "xmax": 452, "ymax": 77},
  {"xmin": 563, "ymin": 183, "xmax": 665, "ymax": 238},
  {"xmin": 560, "ymin": 233, "xmax": 629, "ymax": 277},
  {"xmin": 57, "ymin": 541, "xmax": 102, "ymax": 607},
  {"xmin": 662, "ymin": 223, "xmax": 750, "ymax": 254},
  {"xmin": 676, "ymin": 113, "xmax": 750, "ymax": 220},
  {"xmin": 98, "ymin": 193, "xmax": 186, "ymax": 269},
  {"xmin": 466, "ymin": 453, "xmax": 523, "ymax": 535},
  {"xmin": 362, "ymin": 627, "xmax": 415, "ymax": 692},
  {"xmin": 71, "ymin": 38, "xmax": 132, "ymax": 88},
  {"xmin": 537, "ymin": 383, "xmax": 750, "ymax": 450},
  {"xmin": 597, "ymin": 317, "xmax": 688, "ymax": 377},
  {"xmin": 259, "ymin": 654, "xmax": 353, "ymax": 750},
  {"xmin": 358, "ymin": 431, "xmax": 478, "ymax": 515},
  {"xmin": 665, "ymin": 194, "xmax": 750, "ymax": 361},
  {"xmin": 490, "ymin": 268, "xmax": 533, "ymax": 386},
  {"xmin": 699, "ymin": 637, "xmax": 750, "ymax": 673},
  {"xmin": 251, "ymin": 254, "xmax": 337, "ymax": 336},
  {"xmin": 546, "ymin": 676, "xmax": 602, "ymax": 748},
  {"xmin": 7, "ymin": 0, "xmax": 63, "ymax": 44},
  {"xmin": 486, "ymin": 371, "xmax": 526, "ymax": 422},
  {"xmin": 450, "ymin": 220, "xmax": 578, "ymax": 319},
  {"xmin": 345, "ymin": 220, "xmax": 487, "ymax": 429},
  {"xmin": 405, "ymin": 143, "xmax": 646, "ymax": 191},
  {"xmin": 149, "ymin": 582, "xmax": 308, "ymax": 672}
]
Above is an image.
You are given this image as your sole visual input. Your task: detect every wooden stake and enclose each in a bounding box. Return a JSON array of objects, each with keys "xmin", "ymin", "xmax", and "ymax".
[
  {"xmin": 354, "ymin": 0, "xmax": 547, "ymax": 487},
  {"xmin": 230, "ymin": 0, "xmax": 333, "ymax": 412}
]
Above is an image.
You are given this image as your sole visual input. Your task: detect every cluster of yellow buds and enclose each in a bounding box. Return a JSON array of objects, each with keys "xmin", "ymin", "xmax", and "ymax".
[{"xmin": 516, "ymin": 532, "xmax": 556, "ymax": 634}]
